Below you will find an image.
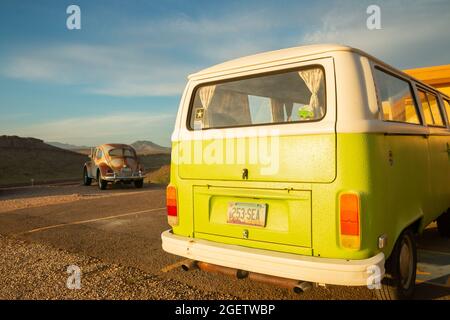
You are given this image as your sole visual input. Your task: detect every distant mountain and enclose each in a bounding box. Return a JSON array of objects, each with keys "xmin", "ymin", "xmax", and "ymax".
[
  {"xmin": 1, "ymin": 135, "xmax": 81, "ymax": 153},
  {"xmin": 131, "ymin": 140, "xmax": 171, "ymax": 155},
  {"xmin": 45, "ymin": 139, "xmax": 171, "ymax": 155},
  {"xmin": 46, "ymin": 141, "xmax": 91, "ymax": 150}
]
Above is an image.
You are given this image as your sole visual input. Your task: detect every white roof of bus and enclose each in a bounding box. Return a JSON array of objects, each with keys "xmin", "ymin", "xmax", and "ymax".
[
  {"xmin": 188, "ymin": 43, "xmax": 449, "ymax": 98},
  {"xmin": 189, "ymin": 44, "xmax": 363, "ymax": 79}
]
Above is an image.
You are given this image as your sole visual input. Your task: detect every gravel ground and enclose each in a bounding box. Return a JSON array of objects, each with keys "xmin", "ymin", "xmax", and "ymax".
[{"xmin": 0, "ymin": 234, "xmax": 237, "ymax": 300}]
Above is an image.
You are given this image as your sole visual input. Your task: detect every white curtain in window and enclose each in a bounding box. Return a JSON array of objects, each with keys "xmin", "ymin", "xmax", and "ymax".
[
  {"xmin": 270, "ymin": 98, "xmax": 285, "ymax": 122},
  {"xmin": 236, "ymin": 93, "xmax": 251, "ymax": 124},
  {"xmin": 199, "ymin": 85, "xmax": 216, "ymax": 110},
  {"xmin": 298, "ymin": 69, "xmax": 323, "ymax": 117}
]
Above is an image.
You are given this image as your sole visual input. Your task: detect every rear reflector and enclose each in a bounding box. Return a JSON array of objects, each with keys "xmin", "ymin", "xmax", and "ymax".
[
  {"xmin": 166, "ymin": 185, "xmax": 178, "ymax": 226},
  {"xmin": 339, "ymin": 193, "xmax": 360, "ymax": 249}
]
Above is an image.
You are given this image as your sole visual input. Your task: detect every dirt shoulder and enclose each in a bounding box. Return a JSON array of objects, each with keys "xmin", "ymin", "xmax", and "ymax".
[{"xmin": 0, "ymin": 183, "xmax": 158, "ymax": 214}]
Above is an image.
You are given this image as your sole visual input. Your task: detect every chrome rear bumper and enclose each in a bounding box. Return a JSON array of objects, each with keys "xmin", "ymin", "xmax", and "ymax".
[{"xmin": 103, "ymin": 173, "xmax": 144, "ymax": 182}]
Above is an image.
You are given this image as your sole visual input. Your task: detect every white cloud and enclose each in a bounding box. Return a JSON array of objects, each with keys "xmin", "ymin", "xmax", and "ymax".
[
  {"xmin": 2, "ymin": 1, "xmax": 450, "ymax": 97},
  {"xmin": 9, "ymin": 112, "xmax": 175, "ymax": 146},
  {"xmin": 126, "ymin": 11, "xmax": 281, "ymax": 61},
  {"xmin": 1, "ymin": 9, "xmax": 286, "ymax": 97},
  {"xmin": 3, "ymin": 43, "xmax": 192, "ymax": 96},
  {"xmin": 301, "ymin": 0, "xmax": 450, "ymax": 68}
]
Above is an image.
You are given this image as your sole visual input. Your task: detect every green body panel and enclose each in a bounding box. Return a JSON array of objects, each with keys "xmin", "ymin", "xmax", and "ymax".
[
  {"xmin": 176, "ymin": 134, "xmax": 336, "ymax": 183},
  {"xmin": 428, "ymin": 135, "xmax": 450, "ymax": 214},
  {"xmin": 170, "ymin": 132, "xmax": 450, "ymax": 260},
  {"xmin": 195, "ymin": 233, "xmax": 313, "ymax": 255}
]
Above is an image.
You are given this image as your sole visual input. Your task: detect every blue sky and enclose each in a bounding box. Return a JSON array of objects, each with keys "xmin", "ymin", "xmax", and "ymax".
[{"xmin": 1, "ymin": 0, "xmax": 449, "ymax": 147}]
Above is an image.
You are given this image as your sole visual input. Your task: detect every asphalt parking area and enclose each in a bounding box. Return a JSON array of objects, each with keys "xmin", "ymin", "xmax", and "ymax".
[{"xmin": 0, "ymin": 183, "xmax": 448, "ymax": 299}]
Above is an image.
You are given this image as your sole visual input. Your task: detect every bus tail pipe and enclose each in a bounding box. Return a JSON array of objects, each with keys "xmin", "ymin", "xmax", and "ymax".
[
  {"xmin": 183, "ymin": 261, "xmax": 313, "ymax": 293},
  {"xmin": 181, "ymin": 260, "xmax": 198, "ymax": 271}
]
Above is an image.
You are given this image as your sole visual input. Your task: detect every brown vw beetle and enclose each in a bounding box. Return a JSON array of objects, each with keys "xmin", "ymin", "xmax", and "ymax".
[{"xmin": 83, "ymin": 143, "xmax": 145, "ymax": 190}]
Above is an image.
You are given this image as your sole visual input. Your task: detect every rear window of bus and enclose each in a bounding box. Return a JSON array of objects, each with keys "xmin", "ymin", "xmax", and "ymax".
[
  {"xmin": 188, "ymin": 67, "xmax": 326, "ymax": 130},
  {"xmin": 373, "ymin": 68, "xmax": 420, "ymax": 125}
]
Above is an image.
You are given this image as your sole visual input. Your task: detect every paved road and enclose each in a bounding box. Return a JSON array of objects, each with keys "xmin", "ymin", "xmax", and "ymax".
[{"xmin": 0, "ymin": 183, "xmax": 448, "ymax": 300}]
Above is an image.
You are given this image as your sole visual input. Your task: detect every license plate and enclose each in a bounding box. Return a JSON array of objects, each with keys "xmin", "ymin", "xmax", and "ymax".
[
  {"xmin": 121, "ymin": 168, "xmax": 132, "ymax": 176},
  {"xmin": 227, "ymin": 202, "xmax": 267, "ymax": 227}
]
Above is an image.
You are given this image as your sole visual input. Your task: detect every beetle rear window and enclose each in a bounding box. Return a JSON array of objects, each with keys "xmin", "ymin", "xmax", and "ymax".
[
  {"xmin": 189, "ymin": 67, "xmax": 326, "ymax": 130},
  {"xmin": 109, "ymin": 148, "xmax": 135, "ymax": 157}
]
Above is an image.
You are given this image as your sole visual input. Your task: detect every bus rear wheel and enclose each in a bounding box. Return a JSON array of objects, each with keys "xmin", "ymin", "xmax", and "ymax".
[
  {"xmin": 375, "ymin": 229, "xmax": 417, "ymax": 300},
  {"xmin": 437, "ymin": 209, "xmax": 450, "ymax": 237}
]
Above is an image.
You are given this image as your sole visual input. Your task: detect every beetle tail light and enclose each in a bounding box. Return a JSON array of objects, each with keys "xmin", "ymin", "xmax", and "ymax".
[
  {"xmin": 339, "ymin": 192, "xmax": 360, "ymax": 249},
  {"xmin": 166, "ymin": 185, "xmax": 178, "ymax": 226}
]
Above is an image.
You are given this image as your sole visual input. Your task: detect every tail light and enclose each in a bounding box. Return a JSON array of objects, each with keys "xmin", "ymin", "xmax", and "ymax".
[
  {"xmin": 166, "ymin": 185, "xmax": 178, "ymax": 226},
  {"xmin": 339, "ymin": 192, "xmax": 360, "ymax": 249}
]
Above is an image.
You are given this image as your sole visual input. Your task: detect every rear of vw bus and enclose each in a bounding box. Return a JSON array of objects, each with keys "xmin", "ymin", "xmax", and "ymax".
[{"xmin": 162, "ymin": 45, "xmax": 385, "ymax": 288}]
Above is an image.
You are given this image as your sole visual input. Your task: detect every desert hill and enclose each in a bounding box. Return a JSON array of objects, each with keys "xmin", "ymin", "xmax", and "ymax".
[
  {"xmin": 131, "ymin": 140, "xmax": 171, "ymax": 155},
  {"xmin": 46, "ymin": 141, "xmax": 91, "ymax": 150},
  {"xmin": 0, "ymin": 136, "xmax": 171, "ymax": 186},
  {"xmin": 0, "ymin": 135, "xmax": 88, "ymax": 186}
]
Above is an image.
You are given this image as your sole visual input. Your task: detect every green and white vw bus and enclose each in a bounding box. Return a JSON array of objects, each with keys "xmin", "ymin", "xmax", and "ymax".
[{"xmin": 162, "ymin": 44, "xmax": 450, "ymax": 299}]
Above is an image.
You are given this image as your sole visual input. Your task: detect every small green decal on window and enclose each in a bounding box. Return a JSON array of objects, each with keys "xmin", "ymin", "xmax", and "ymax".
[{"xmin": 298, "ymin": 106, "xmax": 314, "ymax": 120}]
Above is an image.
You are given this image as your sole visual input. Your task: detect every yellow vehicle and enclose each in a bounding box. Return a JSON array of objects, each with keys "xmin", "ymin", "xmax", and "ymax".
[
  {"xmin": 161, "ymin": 44, "xmax": 450, "ymax": 299},
  {"xmin": 405, "ymin": 64, "xmax": 450, "ymax": 97}
]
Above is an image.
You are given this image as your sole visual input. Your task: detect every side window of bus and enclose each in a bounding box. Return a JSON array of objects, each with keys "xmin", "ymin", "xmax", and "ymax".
[
  {"xmin": 427, "ymin": 92, "xmax": 444, "ymax": 126},
  {"xmin": 417, "ymin": 90, "xmax": 433, "ymax": 125},
  {"xmin": 417, "ymin": 89, "xmax": 445, "ymax": 127},
  {"xmin": 442, "ymin": 98, "xmax": 450, "ymax": 125},
  {"xmin": 374, "ymin": 68, "xmax": 420, "ymax": 124}
]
